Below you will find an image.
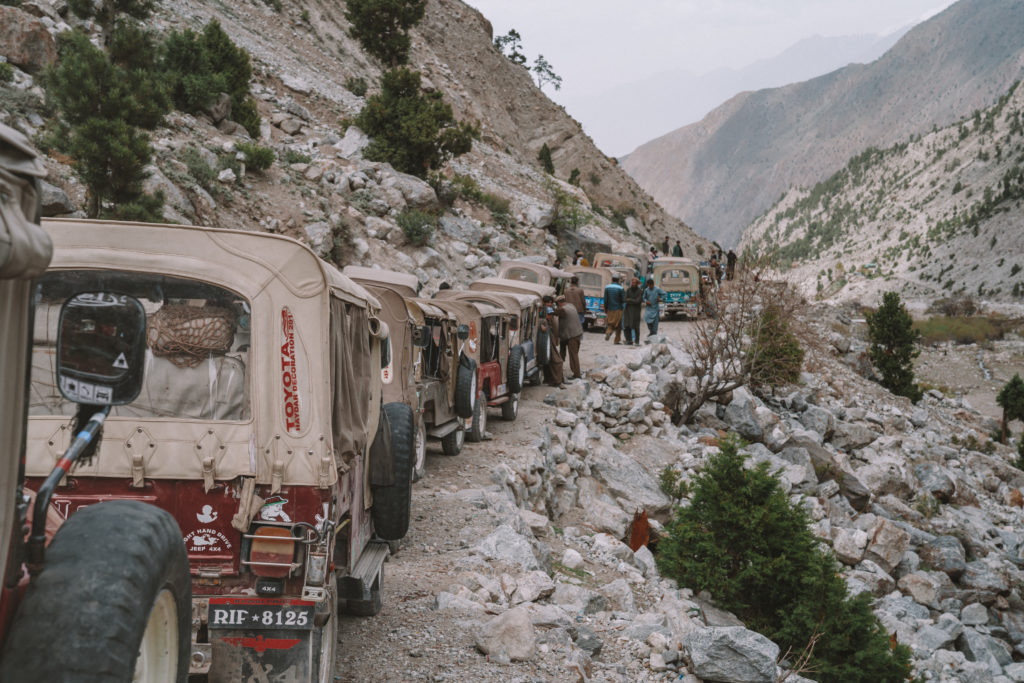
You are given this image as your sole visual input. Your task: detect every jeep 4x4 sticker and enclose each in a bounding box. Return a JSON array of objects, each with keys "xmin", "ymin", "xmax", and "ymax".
[{"xmin": 281, "ymin": 307, "xmax": 301, "ymax": 434}]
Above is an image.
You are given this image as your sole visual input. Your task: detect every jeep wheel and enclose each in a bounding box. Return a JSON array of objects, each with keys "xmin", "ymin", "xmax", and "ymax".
[
  {"xmin": 535, "ymin": 329, "xmax": 551, "ymax": 366},
  {"xmin": 441, "ymin": 425, "xmax": 465, "ymax": 456},
  {"xmin": 507, "ymin": 345, "xmax": 526, "ymax": 394},
  {"xmin": 454, "ymin": 357, "xmax": 477, "ymax": 419},
  {"xmin": 501, "ymin": 393, "xmax": 520, "ymax": 421},
  {"xmin": 468, "ymin": 391, "xmax": 487, "ymax": 442},
  {"xmin": 412, "ymin": 417, "xmax": 427, "ymax": 482},
  {"xmin": 313, "ymin": 576, "xmax": 338, "ymax": 682},
  {"xmin": 0, "ymin": 501, "xmax": 190, "ymax": 683},
  {"xmin": 371, "ymin": 402, "xmax": 414, "ymax": 541}
]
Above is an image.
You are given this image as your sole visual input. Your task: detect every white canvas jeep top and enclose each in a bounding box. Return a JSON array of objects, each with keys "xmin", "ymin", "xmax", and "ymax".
[{"xmin": 27, "ymin": 219, "xmax": 385, "ymax": 491}]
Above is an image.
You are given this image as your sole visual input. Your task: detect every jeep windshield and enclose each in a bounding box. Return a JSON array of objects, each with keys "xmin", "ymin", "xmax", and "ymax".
[{"xmin": 31, "ymin": 270, "xmax": 251, "ymax": 421}]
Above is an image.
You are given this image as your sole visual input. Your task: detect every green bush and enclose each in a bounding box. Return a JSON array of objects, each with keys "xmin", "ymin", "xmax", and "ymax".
[
  {"xmin": 236, "ymin": 142, "xmax": 275, "ymax": 172},
  {"xmin": 914, "ymin": 316, "xmax": 1002, "ymax": 345},
  {"xmin": 867, "ymin": 292, "xmax": 922, "ymax": 402},
  {"xmin": 998, "ymin": 374, "xmax": 1024, "ymax": 443},
  {"xmin": 538, "ymin": 142, "xmax": 554, "ymax": 174},
  {"xmin": 747, "ymin": 304, "xmax": 804, "ymax": 390},
  {"xmin": 46, "ymin": 30, "xmax": 167, "ymax": 219},
  {"xmin": 162, "ymin": 20, "xmax": 260, "ymax": 137},
  {"xmin": 344, "ymin": 0, "xmax": 425, "ymax": 66},
  {"xmin": 283, "ymin": 149, "xmax": 312, "ymax": 165},
  {"xmin": 396, "ymin": 209, "xmax": 436, "ymax": 246},
  {"xmin": 345, "ymin": 76, "xmax": 368, "ymax": 97},
  {"xmin": 657, "ymin": 435, "xmax": 912, "ymax": 683},
  {"xmin": 0, "ymin": 62, "xmax": 14, "ymax": 84},
  {"xmin": 180, "ymin": 146, "xmax": 216, "ymax": 190},
  {"xmin": 567, "ymin": 168, "xmax": 580, "ymax": 186},
  {"xmin": 356, "ymin": 68, "xmax": 477, "ymax": 178}
]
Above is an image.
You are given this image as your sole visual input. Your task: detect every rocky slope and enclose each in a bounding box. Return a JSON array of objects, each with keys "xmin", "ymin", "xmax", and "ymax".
[
  {"xmin": 621, "ymin": 0, "xmax": 1024, "ymax": 249},
  {"xmin": 0, "ymin": 0, "xmax": 710, "ymax": 291},
  {"xmin": 742, "ymin": 80, "xmax": 1024, "ymax": 306},
  {"xmin": 331, "ymin": 311, "xmax": 1024, "ymax": 682}
]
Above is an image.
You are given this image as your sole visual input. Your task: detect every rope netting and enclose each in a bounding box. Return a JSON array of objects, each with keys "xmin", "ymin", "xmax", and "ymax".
[{"xmin": 147, "ymin": 305, "xmax": 236, "ymax": 368}]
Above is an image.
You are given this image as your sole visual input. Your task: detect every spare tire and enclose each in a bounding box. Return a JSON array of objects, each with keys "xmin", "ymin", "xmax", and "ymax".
[
  {"xmin": 454, "ymin": 356, "xmax": 477, "ymax": 419},
  {"xmin": 535, "ymin": 328, "xmax": 551, "ymax": 366},
  {"xmin": 0, "ymin": 500, "xmax": 191, "ymax": 683},
  {"xmin": 371, "ymin": 402, "xmax": 414, "ymax": 541},
  {"xmin": 507, "ymin": 345, "xmax": 525, "ymax": 394}
]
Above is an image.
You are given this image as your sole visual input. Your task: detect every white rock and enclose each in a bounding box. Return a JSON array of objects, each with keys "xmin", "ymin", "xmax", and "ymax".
[{"xmin": 561, "ymin": 548, "xmax": 583, "ymax": 570}]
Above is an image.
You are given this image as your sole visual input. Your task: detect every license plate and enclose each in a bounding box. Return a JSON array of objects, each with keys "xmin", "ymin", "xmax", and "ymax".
[{"xmin": 208, "ymin": 597, "xmax": 315, "ymax": 630}]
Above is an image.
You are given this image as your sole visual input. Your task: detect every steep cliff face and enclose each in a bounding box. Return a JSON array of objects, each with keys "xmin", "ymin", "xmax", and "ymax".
[
  {"xmin": 2, "ymin": 0, "xmax": 711, "ymax": 290},
  {"xmin": 742, "ymin": 81, "xmax": 1024, "ymax": 306},
  {"xmin": 622, "ymin": 0, "xmax": 1024, "ymax": 248}
]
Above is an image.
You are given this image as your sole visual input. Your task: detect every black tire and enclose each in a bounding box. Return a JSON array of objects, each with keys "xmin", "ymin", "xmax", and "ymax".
[
  {"xmin": 501, "ymin": 393, "xmax": 520, "ymax": 421},
  {"xmin": 371, "ymin": 402, "xmax": 414, "ymax": 541},
  {"xmin": 440, "ymin": 425, "xmax": 464, "ymax": 456},
  {"xmin": 535, "ymin": 329, "xmax": 550, "ymax": 366},
  {"xmin": 507, "ymin": 345, "xmax": 525, "ymax": 394},
  {"xmin": 0, "ymin": 500, "xmax": 190, "ymax": 683},
  {"xmin": 344, "ymin": 574, "xmax": 382, "ymax": 617},
  {"xmin": 468, "ymin": 391, "xmax": 487, "ymax": 442},
  {"xmin": 313, "ymin": 575, "xmax": 338, "ymax": 683},
  {"xmin": 454, "ymin": 356, "xmax": 477, "ymax": 419}
]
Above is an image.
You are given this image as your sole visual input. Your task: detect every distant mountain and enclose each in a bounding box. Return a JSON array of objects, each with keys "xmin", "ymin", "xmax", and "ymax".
[
  {"xmin": 574, "ymin": 30, "xmax": 909, "ymax": 157},
  {"xmin": 621, "ymin": 0, "xmax": 1024, "ymax": 248},
  {"xmin": 742, "ymin": 81, "xmax": 1024, "ymax": 305}
]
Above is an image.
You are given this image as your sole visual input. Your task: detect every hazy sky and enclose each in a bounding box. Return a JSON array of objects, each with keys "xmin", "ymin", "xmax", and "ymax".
[{"xmin": 466, "ymin": 0, "xmax": 957, "ymax": 145}]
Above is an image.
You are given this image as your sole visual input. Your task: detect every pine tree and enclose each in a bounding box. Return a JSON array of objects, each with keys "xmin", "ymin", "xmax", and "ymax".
[
  {"xmin": 67, "ymin": 0, "xmax": 155, "ymax": 44},
  {"xmin": 997, "ymin": 374, "xmax": 1024, "ymax": 443},
  {"xmin": 355, "ymin": 68, "xmax": 477, "ymax": 178},
  {"xmin": 867, "ymin": 291, "xmax": 922, "ymax": 402},
  {"xmin": 657, "ymin": 434, "xmax": 912, "ymax": 683},
  {"xmin": 344, "ymin": 0, "xmax": 426, "ymax": 67},
  {"xmin": 493, "ymin": 29, "xmax": 526, "ymax": 65},
  {"xmin": 537, "ymin": 143, "xmax": 554, "ymax": 174},
  {"xmin": 46, "ymin": 30, "xmax": 167, "ymax": 220}
]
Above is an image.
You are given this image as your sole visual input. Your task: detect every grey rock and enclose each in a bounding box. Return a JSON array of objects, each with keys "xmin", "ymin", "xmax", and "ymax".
[
  {"xmin": 898, "ymin": 570, "xmax": 957, "ymax": 609},
  {"xmin": 570, "ymin": 624, "xmax": 603, "ymax": 655},
  {"xmin": 601, "ymin": 578, "xmax": 636, "ymax": 612},
  {"xmin": 206, "ymin": 92, "xmax": 231, "ymax": 124},
  {"xmin": 683, "ymin": 626, "xmax": 779, "ymax": 683},
  {"xmin": 475, "ymin": 525, "xmax": 539, "ymax": 571},
  {"xmin": 723, "ymin": 399, "xmax": 763, "ymax": 442},
  {"xmin": 511, "ymin": 570, "xmax": 555, "ymax": 605},
  {"xmin": 957, "ymin": 627, "xmax": 1012, "ymax": 675},
  {"xmin": 550, "ymin": 583, "xmax": 607, "ymax": 615},
  {"xmin": 865, "ymin": 518, "xmax": 910, "ymax": 574},
  {"xmin": 439, "ymin": 215, "xmax": 482, "ymax": 243},
  {"xmin": 832, "ymin": 527, "xmax": 868, "ymax": 565},
  {"xmin": 281, "ymin": 74, "xmax": 312, "ymax": 94},
  {"xmin": 37, "ymin": 180, "xmax": 75, "ymax": 216},
  {"xmin": 831, "ymin": 421, "xmax": 879, "ymax": 450},
  {"xmin": 588, "ymin": 445, "xmax": 671, "ymax": 514},
  {"xmin": 961, "ymin": 561, "xmax": 1010, "ymax": 596},
  {"xmin": 800, "ymin": 404, "xmax": 835, "ymax": 439},
  {"xmin": 961, "ymin": 602, "xmax": 990, "ymax": 626},
  {"xmin": 914, "ymin": 623, "xmax": 958, "ymax": 651},
  {"xmin": 0, "ymin": 7, "xmax": 56, "ymax": 73},
  {"xmin": 336, "ymin": 126, "xmax": 369, "ymax": 159},
  {"xmin": 303, "ymin": 221, "xmax": 333, "ymax": 258},
  {"xmin": 914, "ymin": 462, "xmax": 956, "ymax": 502},
  {"xmin": 474, "ymin": 606, "xmax": 536, "ymax": 662},
  {"xmin": 577, "ymin": 478, "xmax": 630, "ymax": 537},
  {"xmin": 279, "ymin": 118, "xmax": 302, "ymax": 135},
  {"xmin": 143, "ymin": 165, "xmax": 193, "ymax": 219},
  {"xmin": 919, "ymin": 535, "xmax": 968, "ymax": 580}
]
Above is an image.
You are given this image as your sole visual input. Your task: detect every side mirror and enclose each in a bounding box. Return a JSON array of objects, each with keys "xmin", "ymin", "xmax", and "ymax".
[
  {"xmin": 508, "ymin": 316, "xmax": 519, "ymax": 332},
  {"xmin": 411, "ymin": 325, "xmax": 430, "ymax": 348},
  {"xmin": 56, "ymin": 292, "xmax": 146, "ymax": 406},
  {"xmin": 457, "ymin": 324, "xmax": 470, "ymax": 340}
]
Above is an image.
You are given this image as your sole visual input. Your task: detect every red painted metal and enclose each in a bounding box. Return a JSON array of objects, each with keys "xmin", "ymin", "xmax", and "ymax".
[{"xmin": 219, "ymin": 635, "xmax": 302, "ymax": 653}]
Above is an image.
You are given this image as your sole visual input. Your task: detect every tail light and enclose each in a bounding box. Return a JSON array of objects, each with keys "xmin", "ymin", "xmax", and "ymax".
[{"xmin": 244, "ymin": 526, "xmax": 296, "ymax": 577}]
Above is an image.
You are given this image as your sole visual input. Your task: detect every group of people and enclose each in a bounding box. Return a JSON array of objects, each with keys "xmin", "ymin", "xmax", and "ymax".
[{"xmin": 539, "ymin": 271, "xmax": 670, "ymax": 388}]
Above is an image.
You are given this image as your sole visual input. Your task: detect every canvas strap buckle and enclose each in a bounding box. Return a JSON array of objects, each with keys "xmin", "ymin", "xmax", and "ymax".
[
  {"xmin": 201, "ymin": 457, "xmax": 215, "ymax": 492},
  {"xmin": 130, "ymin": 454, "xmax": 145, "ymax": 488}
]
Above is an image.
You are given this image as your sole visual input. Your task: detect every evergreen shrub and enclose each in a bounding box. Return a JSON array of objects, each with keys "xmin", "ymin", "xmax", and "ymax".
[
  {"xmin": 236, "ymin": 142, "xmax": 275, "ymax": 172},
  {"xmin": 867, "ymin": 291, "xmax": 922, "ymax": 402},
  {"xmin": 747, "ymin": 304, "xmax": 803, "ymax": 390},
  {"xmin": 396, "ymin": 208, "xmax": 436, "ymax": 246},
  {"xmin": 657, "ymin": 434, "xmax": 912, "ymax": 683},
  {"xmin": 344, "ymin": 0, "xmax": 426, "ymax": 66}
]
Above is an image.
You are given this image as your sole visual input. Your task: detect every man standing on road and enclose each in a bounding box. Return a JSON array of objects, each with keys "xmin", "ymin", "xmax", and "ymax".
[
  {"xmin": 726, "ymin": 249, "xmax": 737, "ymax": 280},
  {"xmin": 661, "ymin": 236, "xmax": 670, "ymax": 256},
  {"xmin": 672, "ymin": 240, "xmax": 683, "ymax": 257},
  {"xmin": 623, "ymin": 277, "xmax": 643, "ymax": 345},
  {"xmin": 555, "ymin": 296, "xmax": 583, "ymax": 380},
  {"xmin": 564, "ymin": 275, "xmax": 587, "ymax": 331},
  {"xmin": 642, "ymin": 278, "xmax": 667, "ymax": 337},
  {"xmin": 541, "ymin": 296, "xmax": 565, "ymax": 388},
  {"xmin": 602, "ymin": 274, "xmax": 625, "ymax": 344}
]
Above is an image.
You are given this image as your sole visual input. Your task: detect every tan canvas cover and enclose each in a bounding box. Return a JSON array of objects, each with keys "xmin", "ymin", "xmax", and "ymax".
[
  {"xmin": 593, "ymin": 253, "xmax": 639, "ymax": 271},
  {"xmin": 567, "ymin": 266, "xmax": 614, "ymax": 294},
  {"xmin": 653, "ymin": 258, "xmax": 701, "ymax": 292},
  {"xmin": 0, "ymin": 123, "xmax": 51, "ymax": 572},
  {"xmin": 426, "ymin": 299, "xmax": 483, "ymax": 365},
  {"xmin": 342, "ymin": 266, "xmax": 419, "ymax": 299},
  {"xmin": 28, "ymin": 219, "xmax": 382, "ymax": 490},
  {"xmin": 468, "ymin": 277, "xmax": 554, "ymax": 300}
]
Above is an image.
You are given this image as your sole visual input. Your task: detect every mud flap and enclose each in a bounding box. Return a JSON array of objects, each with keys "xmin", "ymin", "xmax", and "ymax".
[
  {"xmin": 368, "ymin": 403, "xmax": 394, "ymax": 487},
  {"xmin": 208, "ymin": 597, "xmax": 316, "ymax": 683}
]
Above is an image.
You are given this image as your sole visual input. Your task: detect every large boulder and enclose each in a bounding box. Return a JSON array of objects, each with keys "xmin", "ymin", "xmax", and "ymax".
[
  {"xmin": 37, "ymin": 180, "xmax": 76, "ymax": 216},
  {"xmin": 474, "ymin": 525, "xmax": 540, "ymax": 571},
  {"xmin": 799, "ymin": 404, "xmax": 835, "ymax": 439},
  {"xmin": 474, "ymin": 607, "xmax": 536, "ymax": 661},
  {"xmin": 0, "ymin": 7, "xmax": 56, "ymax": 73},
  {"xmin": 723, "ymin": 398, "xmax": 763, "ymax": 442},
  {"xmin": 914, "ymin": 462, "xmax": 956, "ymax": 502},
  {"xmin": 918, "ymin": 536, "xmax": 967, "ymax": 580},
  {"xmin": 683, "ymin": 627, "xmax": 779, "ymax": 683},
  {"xmin": 864, "ymin": 518, "xmax": 910, "ymax": 574},
  {"xmin": 588, "ymin": 445, "xmax": 671, "ymax": 514},
  {"xmin": 381, "ymin": 169, "xmax": 439, "ymax": 211}
]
